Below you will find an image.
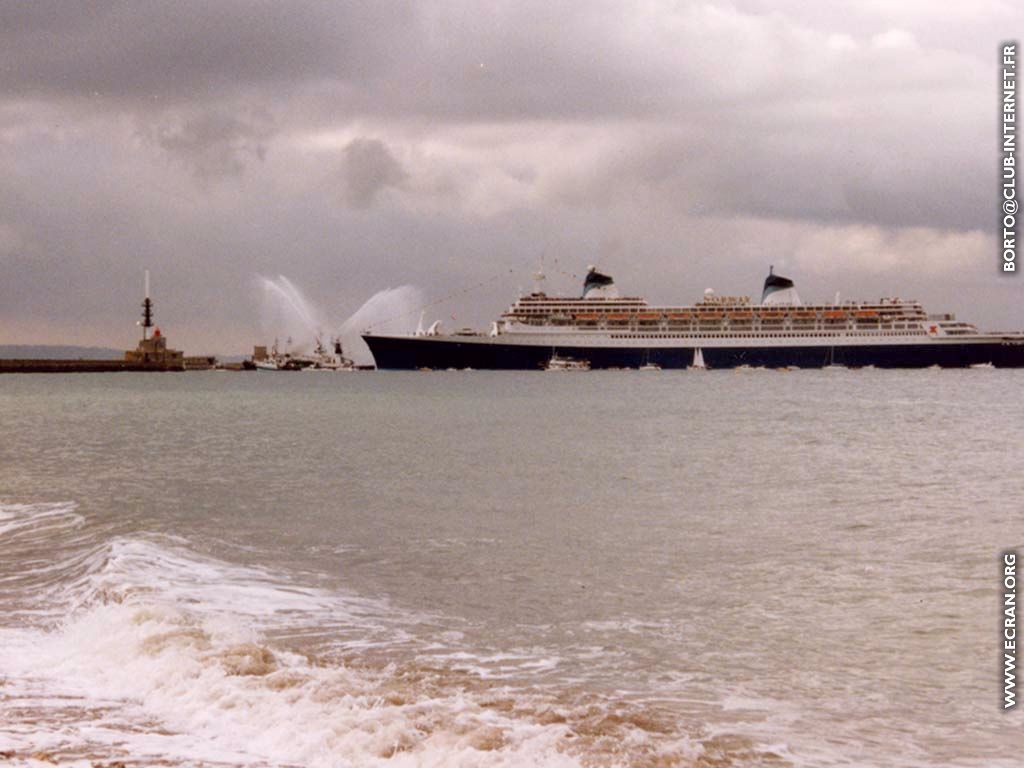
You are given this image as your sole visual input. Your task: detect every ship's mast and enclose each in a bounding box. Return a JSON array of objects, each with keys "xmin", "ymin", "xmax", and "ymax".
[
  {"xmin": 141, "ymin": 269, "xmax": 153, "ymax": 341},
  {"xmin": 533, "ymin": 253, "xmax": 546, "ymax": 294}
]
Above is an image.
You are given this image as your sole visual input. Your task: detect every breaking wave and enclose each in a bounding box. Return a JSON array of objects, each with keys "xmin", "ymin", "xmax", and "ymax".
[{"xmin": 0, "ymin": 502, "xmax": 789, "ymax": 767}]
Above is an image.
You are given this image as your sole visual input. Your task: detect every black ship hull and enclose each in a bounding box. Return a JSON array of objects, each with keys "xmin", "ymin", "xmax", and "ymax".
[{"xmin": 363, "ymin": 334, "xmax": 1024, "ymax": 370}]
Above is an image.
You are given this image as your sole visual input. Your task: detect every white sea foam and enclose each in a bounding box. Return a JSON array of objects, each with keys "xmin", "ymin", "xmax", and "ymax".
[
  {"xmin": 0, "ymin": 501, "xmax": 84, "ymax": 538},
  {"xmin": 0, "ymin": 609, "xmax": 581, "ymax": 767},
  {"xmin": 0, "ymin": 502, "xmax": 802, "ymax": 768},
  {"xmin": 0, "ymin": 503, "xmax": 588, "ymax": 767}
]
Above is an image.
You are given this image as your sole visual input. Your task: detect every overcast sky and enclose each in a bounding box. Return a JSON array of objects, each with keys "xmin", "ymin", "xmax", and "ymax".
[{"xmin": 0, "ymin": 1, "xmax": 1020, "ymax": 354}]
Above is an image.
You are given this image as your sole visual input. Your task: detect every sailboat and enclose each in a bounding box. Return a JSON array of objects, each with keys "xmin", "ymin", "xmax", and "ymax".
[
  {"xmin": 823, "ymin": 346, "xmax": 846, "ymax": 370},
  {"xmin": 638, "ymin": 349, "xmax": 661, "ymax": 371},
  {"xmin": 691, "ymin": 348, "xmax": 706, "ymax": 370}
]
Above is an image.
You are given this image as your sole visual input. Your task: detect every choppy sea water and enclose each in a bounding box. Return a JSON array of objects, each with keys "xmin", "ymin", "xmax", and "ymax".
[{"xmin": 0, "ymin": 369, "xmax": 1021, "ymax": 767}]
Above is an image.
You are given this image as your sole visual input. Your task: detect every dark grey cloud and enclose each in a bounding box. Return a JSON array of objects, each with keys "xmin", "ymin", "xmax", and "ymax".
[
  {"xmin": 147, "ymin": 109, "xmax": 273, "ymax": 179},
  {"xmin": 337, "ymin": 139, "xmax": 408, "ymax": 208},
  {"xmin": 0, "ymin": 1, "xmax": 405, "ymax": 103},
  {"xmin": 0, "ymin": 1, "xmax": 1020, "ymax": 353},
  {"xmin": 547, "ymin": 110, "xmax": 990, "ymax": 231}
]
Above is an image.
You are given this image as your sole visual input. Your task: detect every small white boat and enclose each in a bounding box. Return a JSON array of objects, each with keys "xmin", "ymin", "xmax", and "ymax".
[
  {"xmin": 546, "ymin": 355, "xmax": 590, "ymax": 371},
  {"xmin": 691, "ymin": 348, "xmax": 706, "ymax": 370},
  {"xmin": 970, "ymin": 362, "xmax": 995, "ymax": 369},
  {"xmin": 638, "ymin": 350, "xmax": 660, "ymax": 370},
  {"xmin": 254, "ymin": 353, "xmax": 313, "ymax": 371}
]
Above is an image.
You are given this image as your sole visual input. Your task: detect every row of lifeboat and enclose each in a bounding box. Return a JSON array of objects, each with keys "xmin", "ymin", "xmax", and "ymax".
[{"xmin": 568, "ymin": 309, "xmax": 887, "ymax": 323}]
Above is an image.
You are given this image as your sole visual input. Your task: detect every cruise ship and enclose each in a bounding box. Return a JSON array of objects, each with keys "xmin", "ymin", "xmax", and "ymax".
[{"xmin": 362, "ymin": 267, "xmax": 1024, "ymax": 370}]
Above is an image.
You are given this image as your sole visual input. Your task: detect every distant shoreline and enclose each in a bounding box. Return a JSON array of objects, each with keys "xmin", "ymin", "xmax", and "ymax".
[{"xmin": 0, "ymin": 344, "xmax": 125, "ymax": 360}]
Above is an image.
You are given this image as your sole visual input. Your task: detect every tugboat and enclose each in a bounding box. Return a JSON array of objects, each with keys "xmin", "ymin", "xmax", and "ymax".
[
  {"xmin": 303, "ymin": 337, "xmax": 355, "ymax": 371},
  {"xmin": 252, "ymin": 338, "xmax": 311, "ymax": 370},
  {"xmin": 253, "ymin": 337, "xmax": 354, "ymax": 371}
]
